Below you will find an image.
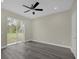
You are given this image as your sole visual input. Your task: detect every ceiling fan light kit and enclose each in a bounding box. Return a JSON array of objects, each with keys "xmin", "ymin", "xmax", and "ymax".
[{"xmin": 23, "ymin": 2, "xmax": 43, "ymax": 15}]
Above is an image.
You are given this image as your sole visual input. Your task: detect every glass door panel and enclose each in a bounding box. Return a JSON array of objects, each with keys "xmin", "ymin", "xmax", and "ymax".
[
  {"xmin": 16, "ymin": 20, "xmax": 25, "ymax": 42},
  {"xmin": 7, "ymin": 18, "xmax": 17, "ymax": 44}
]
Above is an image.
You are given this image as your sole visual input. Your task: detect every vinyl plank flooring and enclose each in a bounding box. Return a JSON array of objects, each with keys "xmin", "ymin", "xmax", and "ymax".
[{"xmin": 1, "ymin": 41, "xmax": 75, "ymax": 59}]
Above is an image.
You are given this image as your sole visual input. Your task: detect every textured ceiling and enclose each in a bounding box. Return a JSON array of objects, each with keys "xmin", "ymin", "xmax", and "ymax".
[{"xmin": 2, "ymin": 0, "xmax": 74, "ymax": 19}]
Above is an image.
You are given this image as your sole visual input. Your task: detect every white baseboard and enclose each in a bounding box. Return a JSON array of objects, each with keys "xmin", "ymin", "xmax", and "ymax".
[
  {"xmin": 32, "ymin": 40, "xmax": 70, "ymax": 49},
  {"xmin": 1, "ymin": 45, "xmax": 7, "ymax": 49},
  {"xmin": 7, "ymin": 41, "xmax": 24, "ymax": 46},
  {"xmin": 70, "ymin": 48, "xmax": 76, "ymax": 58},
  {"xmin": 1, "ymin": 40, "xmax": 71, "ymax": 49},
  {"xmin": 1, "ymin": 41, "xmax": 25, "ymax": 49}
]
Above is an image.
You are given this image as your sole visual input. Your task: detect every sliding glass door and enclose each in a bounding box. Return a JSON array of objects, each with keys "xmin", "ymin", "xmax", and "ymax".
[{"xmin": 7, "ymin": 17, "xmax": 25, "ymax": 45}]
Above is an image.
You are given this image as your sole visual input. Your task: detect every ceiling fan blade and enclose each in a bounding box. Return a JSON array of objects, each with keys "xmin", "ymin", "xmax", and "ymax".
[
  {"xmin": 24, "ymin": 10, "xmax": 30, "ymax": 13},
  {"xmin": 34, "ymin": 9, "xmax": 43, "ymax": 11},
  {"xmin": 23, "ymin": 5, "xmax": 31, "ymax": 9},
  {"xmin": 33, "ymin": 2, "xmax": 39, "ymax": 8}
]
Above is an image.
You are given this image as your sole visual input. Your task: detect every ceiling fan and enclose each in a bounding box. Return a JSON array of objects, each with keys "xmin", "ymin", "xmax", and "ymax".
[{"xmin": 22, "ymin": 2, "xmax": 43, "ymax": 15}]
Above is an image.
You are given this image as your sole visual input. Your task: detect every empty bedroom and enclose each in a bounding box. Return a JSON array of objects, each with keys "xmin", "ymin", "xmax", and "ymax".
[{"xmin": 1, "ymin": 0, "xmax": 77, "ymax": 59}]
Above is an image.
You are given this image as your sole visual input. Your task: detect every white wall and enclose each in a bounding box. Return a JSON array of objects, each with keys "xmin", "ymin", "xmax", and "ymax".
[
  {"xmin": 71, "ymin": 3, "xmax": 77, "ymax": 57},
  {"xmin": 1, "ymin": 9, "xmax": 32, "ymax": 48},
  {"xmin": 1, "ymin": 9, "xmax": 7, "ymax": 48},
  {"xmin": 71, "ymin": 9, "xmax": 77, "ymax": 58},
  {"xmin": 32, "ymin": 10, "xmax": 72, "ymax": 47},
  {"xmin": 24, "ymin": 19, "xmax": 33, "ymax": 41}
]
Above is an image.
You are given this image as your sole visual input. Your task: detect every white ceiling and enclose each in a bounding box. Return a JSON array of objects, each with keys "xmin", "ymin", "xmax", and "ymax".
[{"xmin": 2, "ymin": 0, "xmax": 74, "ymax": 19}]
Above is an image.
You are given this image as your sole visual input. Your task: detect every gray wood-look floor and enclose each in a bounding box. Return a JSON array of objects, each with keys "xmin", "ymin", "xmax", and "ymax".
[{"xmin": 1, "ymin": 41, "xmax": 75, "ymax": 59}]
